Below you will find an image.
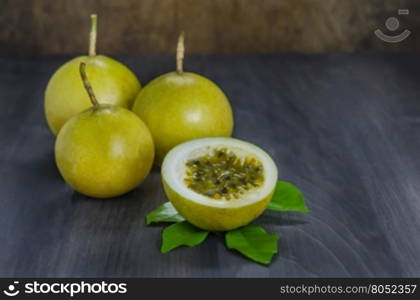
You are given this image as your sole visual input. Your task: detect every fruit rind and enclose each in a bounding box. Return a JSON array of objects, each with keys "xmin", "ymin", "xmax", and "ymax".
[
  {"xmin": 163, "ymin": 179, "xmax": 274, "ymax": 231},
  {"xmin": 45, "ymin": 55, "xmax": 141, "ymax": 135},
  {"xmin": 55, "ymin": 105, "xmax": 154, "ymax": 198},
  {"xmin": 161, "ymin": 137, "xmax": 278, "ymax": 231},
  {"xmin": 132, "ymin": 72, "xmax": 234, "ymax": 164}
]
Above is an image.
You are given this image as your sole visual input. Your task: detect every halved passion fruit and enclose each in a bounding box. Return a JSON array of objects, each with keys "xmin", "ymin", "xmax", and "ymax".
[{"xmin": 161, "ymin": 137, "xmax": 278, "ymax": 231}]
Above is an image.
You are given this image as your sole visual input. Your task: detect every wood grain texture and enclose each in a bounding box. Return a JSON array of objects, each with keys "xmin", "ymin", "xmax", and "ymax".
[
  {"xmin": 0, "ymin": 54, "xmax": 420, "ymax": 277},
  {"xmin": 1, "ymin": 0, "xmax": 420, "ymax": 55}
]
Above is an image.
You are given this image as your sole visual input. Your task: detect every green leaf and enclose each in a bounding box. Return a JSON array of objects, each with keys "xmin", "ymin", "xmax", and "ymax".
[
  {"xmin": 225, "ymin": 225, "xmax": 279, "ymax": 265},
  {"xmin": 268, "ymin": 181, "xmax": 309, "ymax": 212},
  {"xmin": 161, "ymin": 221, "xmax": 209, "ymax": 253},
  {"xmin": 146, "ymin": 202, "xmax": 185, "ymax": 225}
]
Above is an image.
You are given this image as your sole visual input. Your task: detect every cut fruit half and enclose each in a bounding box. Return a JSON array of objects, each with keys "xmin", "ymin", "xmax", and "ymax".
[{"xmin": 161, "ymin": 137, "xmax": 278, "ymax": 231}]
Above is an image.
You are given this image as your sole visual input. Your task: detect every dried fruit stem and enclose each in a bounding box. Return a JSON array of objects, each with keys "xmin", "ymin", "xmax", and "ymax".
[
  {"xmin": 176, "ymin": 32, "xmax": 185, "ymax": 75},
  {"xmin": 79, "ymin": 62, "xmax": 99, "ymax": 106},
  {"xmin": 89, "ymin": 14, "xmax": 97, "ymax": 57}
]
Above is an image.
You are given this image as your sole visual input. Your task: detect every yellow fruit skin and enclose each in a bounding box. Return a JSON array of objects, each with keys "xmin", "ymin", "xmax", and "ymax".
[
  {"xmin": 45, "ymin": 55, "xmax": 141, "ymax": 135},
  {"xmin": 162, "ymin": 179, "xmax": 274, "ymax": 231},
  {"xmin": 132, "ymin": 72, "xmax": 234, "ymax": 164},
  {"xmin": 55, "ymin": 105, "xmax": 154, "ymax": 198}
]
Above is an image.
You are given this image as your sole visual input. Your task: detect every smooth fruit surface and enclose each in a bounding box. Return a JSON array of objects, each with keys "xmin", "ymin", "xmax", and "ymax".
[
  {"xmin": 161, "ymin": 137, "xmax": 278, "ymax": 231},
  {"xmin": 132, "ymin": 72, "xmax": 234, "ymax": 164},
  {"xmin": 45, "ymin": 55, "xmax": 141, "ymax": 135},
  {"xmin": 55, "ymin": 105, "xmax": 154, "ymax": 198}
]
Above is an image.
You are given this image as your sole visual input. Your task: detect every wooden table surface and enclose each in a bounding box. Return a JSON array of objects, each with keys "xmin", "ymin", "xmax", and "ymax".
[{"xmin": 1, "ymin": 54, "xmax": 420, "ymax": 277}]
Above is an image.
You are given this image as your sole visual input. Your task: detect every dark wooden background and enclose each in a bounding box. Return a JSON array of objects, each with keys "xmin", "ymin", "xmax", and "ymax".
[
  {"xmin": 1, "ymin": 53, "xmax": 420, "ymax": 277},
  {"xmin": 1, "ymin": 0, "xmax": 420, "ymax": 55},
  {"xmin": 1, "ymin": 0, "xmax": 420, "ymax": 279}
]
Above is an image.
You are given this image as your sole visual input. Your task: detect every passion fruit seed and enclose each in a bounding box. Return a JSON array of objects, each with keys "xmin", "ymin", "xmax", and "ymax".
[{"xmin": 184, "ymin": 148, "xmax": 264, "ymax": 200}]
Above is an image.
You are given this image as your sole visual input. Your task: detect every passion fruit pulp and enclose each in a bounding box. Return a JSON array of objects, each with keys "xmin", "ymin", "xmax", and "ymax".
[
  {"xmin": 184, "ymin": 147, "xmax": 265, "ymax": 200},
  {"xmin": 161, "ymin": 137, "xmax": 278, "ymax": 231}
]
